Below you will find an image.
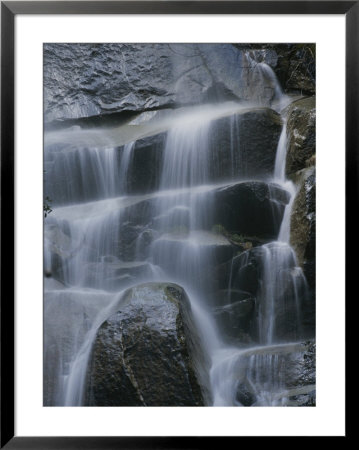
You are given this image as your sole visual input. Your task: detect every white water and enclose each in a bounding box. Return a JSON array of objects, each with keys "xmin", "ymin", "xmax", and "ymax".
[{"xmin": 44, "ymin": 60, "xmax": 310, "ymax": 406}]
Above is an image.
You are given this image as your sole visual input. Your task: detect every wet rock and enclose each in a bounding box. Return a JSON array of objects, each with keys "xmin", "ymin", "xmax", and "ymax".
[
  {"xmin": 211, "ymin": 181, "xmax": 290, "ymax": 239},
  {"xmin": 212, "ymin": 243, "xmax": 308, "ymax": 343},
  {"xmin": 125, "ymin": 133, "xmax": 166, "ymax": 194},
  {"xmin": 286, "ymin": 96, "xmax": 316, "ymax": 176},
  {"xmin": 290, "ymin": 167, "xmax": 316, "ymax": 337},
  {"xmin": 124, "ymin": 108, "xmax": 282, "ymax": 194},
  {"xmin": 236, "ymin": 383, "xmax": 256, "ymax": 406},
  {"xmin": 85, "ymin": 283, "xmax": 206, "ymax": 406},
  {"xmin": 287, "ymin": 389, "xmax": 316, "ymax": 406},
  {"xmin": 232, "ymin": 44, "xmax": 315, "ymax": 95},
  {"xmin": 235, "ymin": 340, "xmax": 316, "ymax": 406},
  {"xmin": 116, "ymin": 222, "xmax": 145, "ymax": 261},
  {"xmin": 210, "ymin": 108, "xmax": 282, "ymax": 179},
  {"xmin": 151, "ymin": 231, "xmax": 235, "ymax": 285},
  {"xmin": 231, "ymin": 247, "xmax": 263, "ymax": 295},
  {"xmin": 123, "ymin": 181, "xmax": 290, "ymax": 240},
  {"xmin": 83, "ymin": 260, "xmax": 156, "ymax": 291},
  {"xmin": 152, "ymin": 206, "xmax": 191, "ymax": 231},
  {"xmin": 212, "ymin": 289, "xmax": 255, "ymax": 340},
  {"xmin": 202, "ymin": 246, "xmax": 262, "ymax": 294}
]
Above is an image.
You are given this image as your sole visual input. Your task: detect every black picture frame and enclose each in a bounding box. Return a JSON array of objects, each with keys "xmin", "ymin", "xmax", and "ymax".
[{"xmin": 1, "ymin": 1, "xmax": 353, "ymax": 447}]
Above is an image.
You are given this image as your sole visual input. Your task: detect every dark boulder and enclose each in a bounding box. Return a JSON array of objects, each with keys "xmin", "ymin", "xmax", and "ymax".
[
  {"xmin": 210, "ymin": 181, "xmax": 290, "ymax": 239},
  {"xmin": 201, "ymin": 245, "xmax": 264, "ymax": 295},
  {"xmin": 236, "ymin": 383, "xmax": 256, "ymax": 406},
  {"xmin": 212, "ymin": 289, "xmax": 255, "ymax": 341},
  {"xmin": 125, "ymin": 133, "xmax": 166, "ymax": 194},
  {"xmin": 85, "ymin": 283, "xmax": 207, "ymax": 406},
  {"xmin": 209, "ymin": 108, "xmax": 282, "ymax": 180}
]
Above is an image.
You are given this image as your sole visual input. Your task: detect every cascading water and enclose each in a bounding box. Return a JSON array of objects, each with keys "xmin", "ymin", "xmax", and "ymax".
[
  {"xmin": 209, "ymin": 64, "xmax": 310, "ymax": 406},
  {"xmin": 44, "ymin": 53, "xmax": 312, "ymax": 406}
]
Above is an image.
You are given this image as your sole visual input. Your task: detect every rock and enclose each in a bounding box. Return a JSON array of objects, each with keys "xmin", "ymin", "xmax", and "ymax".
[
  {"xmin": 152, "ymin": 205, "xmax": 191, "ymax": 231},
  {"xmin": 125, "ymin": 133, "xmax": 166, "ymax": 194},
  {"xmin": 235, "ymin": 340, "xmax": 316, "ymax": 406},
  {"xmin": 232, "ymin": 247, "xmax": 264, "ymax": 294},
  {"xmin": 116, "ymin": 222, "xmax": 145, "ymax": 261},
  {"xmin": 284, "ymin": 47, "xmax": 316, "ymax": 94},
  {"xmin": 83, "ymin": 260, "xmax": 156, "ymax": 291},
  {"xmin": 85, "ymin": 283, "xmax": 206, "ymax": 406},
  {"xmin": 232, "ymin": 44, "xmax": 315, "ymax": 95},
  {"xmin": 209, "ymin": 108, "xmax": 282, "ymax": 180},
  {"xmin": 290, "ymin": 167, "xmax": 316, "ymax": 337},
  {"xmin": 212, "ymin": 242, "xmax": 308, "ymax": 343},
  {"xmin": 286, "ymin": 96, "xmax": 316, "ymax": 176},
  {"xmin": 201, "ymin": 244, "xmax": 264, "ymax": 295},
  {"xmin": 44, "ymin": 43, "xmax": 258, "ymax": 124},
  {"xmin": 121, "ymin": 181, "xmax": 290, "ymax": 240},
  {"xmin": 151, "ymin": 231, "xmax": 235, "ymax": 285},
  {"xmin": 212, "ymin": 289, "xmax": 255, "ymax": 340},
  {"xmin": 201, "ymin": 81, "xmax": 239, "ymax": 103},
  {"xmin": 236, "ymin": 383, "xmax": 256, "ymax": 406},
  {"xmin": 210, "ymin": 181, "xmax": 290, "ymax": 239},
  {"xmin": 125, "ymin": 108, "xmax": 282, "ymax": 194}
]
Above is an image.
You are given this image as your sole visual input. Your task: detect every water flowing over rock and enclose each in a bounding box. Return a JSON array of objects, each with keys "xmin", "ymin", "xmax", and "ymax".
[
  {"xmin": 44, "ymin": 43, "xmax": 315, "ymax": 407},
  {"xmin": 211, "ymin": 182, "xmax": 290, "ymax": 239},
  {"xmin": 44, "ymin": 106, "xmax": 282, "ymax": 204},
  {"xmin": 85, "ymin": 283, "xmax": 205, "ymax": 406},
  {"xmin": 237, "ymin": 44, "xmax": 316, "ymax": 95},
  {"xmin": 234, "ymin": 341, "xmax": 316, "ymax": 406}
]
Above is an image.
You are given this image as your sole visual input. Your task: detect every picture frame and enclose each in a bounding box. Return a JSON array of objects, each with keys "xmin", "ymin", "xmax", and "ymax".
[{"xmin": 1, "ymin": 1, "xmax": 352, "ymax": 447}]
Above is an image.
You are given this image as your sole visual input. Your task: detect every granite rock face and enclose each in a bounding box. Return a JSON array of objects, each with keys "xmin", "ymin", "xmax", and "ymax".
[
  {"xmin": 286, "ymin": 96, "xmax": 316, "ymax": 176},
  {"xmin": 85, "ymin": 283, "xmax": 206, "ymax": 406},
  {"xmin": 44, "ymin": 44, "xmax": 249, "ymax": 124}
]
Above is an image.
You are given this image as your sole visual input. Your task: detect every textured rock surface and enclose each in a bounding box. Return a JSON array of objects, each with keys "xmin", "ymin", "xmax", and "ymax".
[
  {"xmin": 290, "ymin": 167, "xmax": 316, "ymax": 337},
  {"xmin": 44, "ymin": 44, "xmax": 250, "ymax": 123},
  {"xmin": 235, "ymin": 340, "xmax": 316, "ymax": 406},
  {"xmin": 85, "ymin": 283, "xmax": 206, "ymax": 406},
  {"xmin": 286, "ymin": 96, "xmax": 316, "ymax": 176},
  {"xmin": 238, "ymin": 44, "xmax": 316, "ymax": 95}
]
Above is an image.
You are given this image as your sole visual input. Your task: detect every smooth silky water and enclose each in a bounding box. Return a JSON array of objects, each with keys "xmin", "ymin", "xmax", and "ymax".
[{"xmin": 44, "ymin": 62, "xmax": 309, "ymax": 406}]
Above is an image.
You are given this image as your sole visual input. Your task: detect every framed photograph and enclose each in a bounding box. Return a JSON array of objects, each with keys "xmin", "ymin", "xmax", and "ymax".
[{"xmin": 1, "ymin": 1, "xmax": 352, "ymax": 447}]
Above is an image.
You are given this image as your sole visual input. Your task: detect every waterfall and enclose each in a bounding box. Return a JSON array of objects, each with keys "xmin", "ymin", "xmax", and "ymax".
[{"xmin": 44, "ymin": 58, "xmax": 312, "ymax": 406}]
